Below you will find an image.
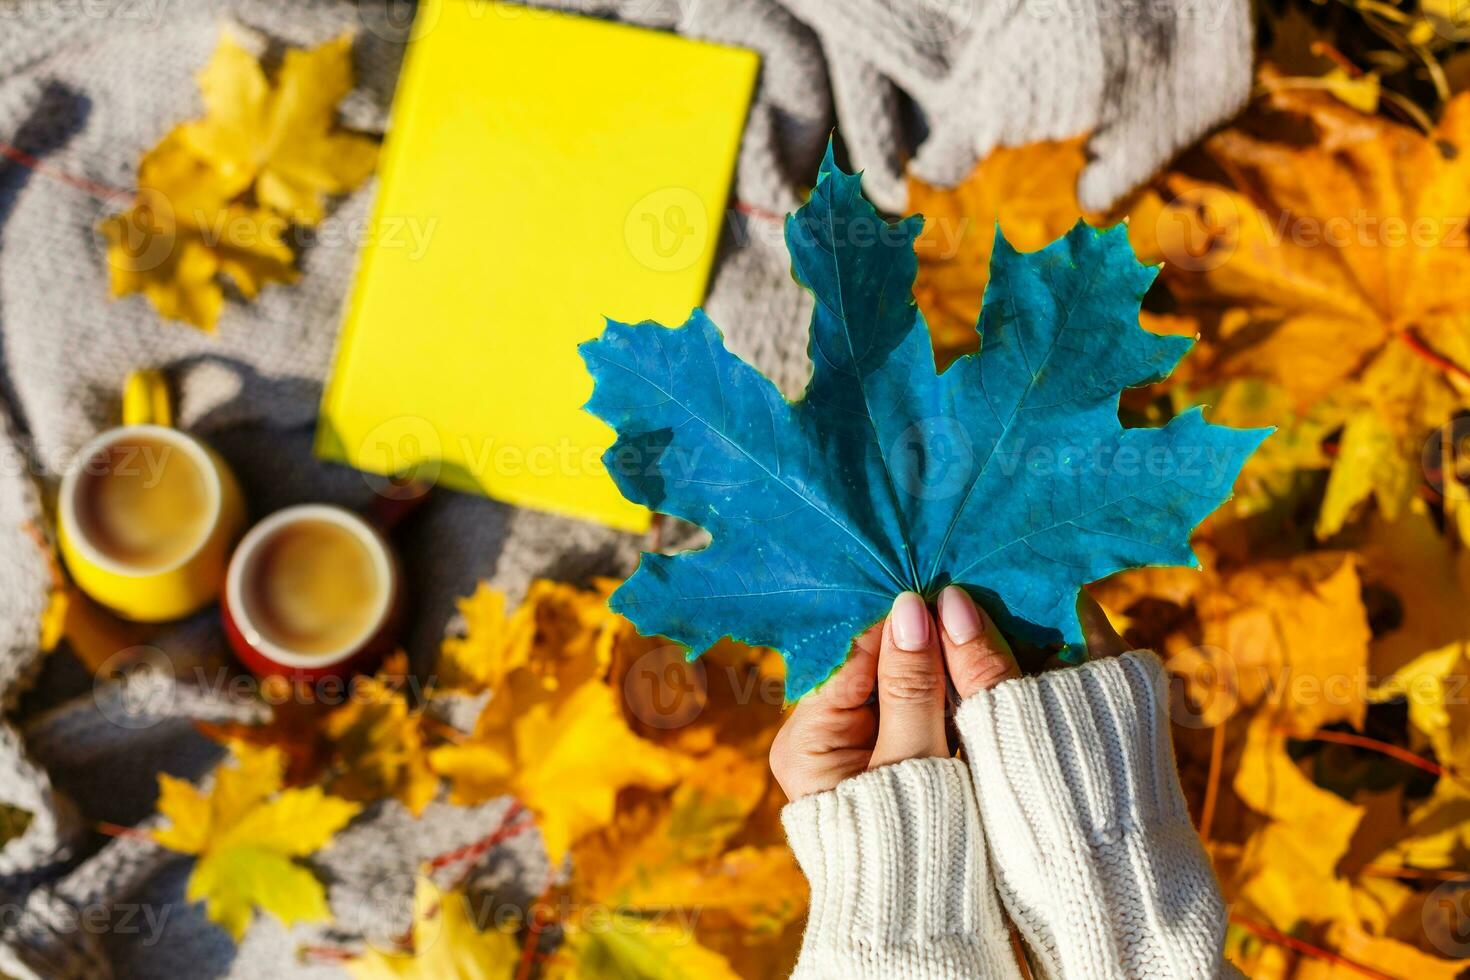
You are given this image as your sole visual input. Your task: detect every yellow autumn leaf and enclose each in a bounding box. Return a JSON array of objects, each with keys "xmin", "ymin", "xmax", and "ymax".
[
  {"xmin": 431, "ymin": 677, "xmax": 679, "ymax": 864},
  {"xmin": 324, "ymin": 670, "xmax": 439, "ymax": 817},
  {"xmin": 100, "ymin": 32, "xmax": 375, "ymax": 330},
  {"xmin": 1232, "ymin": 716, "xmax": 1363, "ymax": 932},
  {"xmin": 1315, "ymin": 409, "xmax": 1417, "ymax": 539},
  {"xmin": 1317, "ymin": 69, "xmax": 1380, "ymax": 115},
  {"xmin": 1191, "ymin": 379, "xmax": 1347, "ymax": 534},
  {"xmin": 1197, "ymin": 552, "xmax": 1371, "ymax": 733},
  {"xmin": 152, "ymin": 743, "xmax": 359, "ymax": 939},
  {"xmin": 1300, "ymin": 924, "xmax": 1466, "ymax": 979},
  {"xmin": 442, "ymin": 578, "xmax": 621, "ymax": 698},
  {"xmin": 346, "ymin": 877, "xmax": 519, "ymax": 980},
  {"xmin": 547, "ymin": 914, "xmax": 740, "ymax": 980},
  {"xmin": 179, "ymin": 32, "xmax": 378, "ymax": 226},
  {"xmin": 1359, "ymin": 505, "xmax": 1470, "ymax": 677},
  {"xmin": 1373, "ymin": 644, "xmax": 1466, "ymax": 760},
  {"xmin": 430, "ymin": 580, "xmax": 684, "ymax": 863},
  {"xmin": 437, "ymin": 583, "xmax": 528, "ymax": 692},
  {"xmin": 1383, "ymin": 779, "xmax": 1470, "ymax": 871},
  {"xmin": 38, "ymin": 578, "xmax": 152, "ymax": 673},
  {"xmin": 592, "ymin": 622, "xmax": 803, "ymax": 974},
  {"xmin": 608, "ymin": 626, "xmax": 788, "ymax": 758},
  {"xmin": 100, "ymin": 133, "xmax": 298, "ymax": 330},
  {"xmin": 571, "ymin": 747, "xmax": 804, "ymax": 924},
  {"xmin": 1130, "ymin": 78, "xmax": 1470, "ymax": 536},
  {"xmin": 197, "ymin": 653, "xmax": 434, "ymax": 810},
  {"xmin": 38, "ymin": 588, "xmax": 65, "ymax": 653},
  {"xmin": 908, "ymin": 137, "xmax": 1091, "ymax": 364}
]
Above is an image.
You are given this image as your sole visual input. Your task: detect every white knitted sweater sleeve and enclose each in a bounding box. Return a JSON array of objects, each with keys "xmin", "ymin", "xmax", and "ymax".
[
  {"xmin": 781, "ymin": 756, "xmax": 1023, "ymax": 979},
  {"xmin": 956, "ymin": 651, "xmax": 1236, "ymax": 979}
]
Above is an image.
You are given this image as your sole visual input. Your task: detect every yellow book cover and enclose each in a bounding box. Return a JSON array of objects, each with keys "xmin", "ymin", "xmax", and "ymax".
[{"xmin": 316, "ymin": 0, "xmax": 759, "ymax": 532}]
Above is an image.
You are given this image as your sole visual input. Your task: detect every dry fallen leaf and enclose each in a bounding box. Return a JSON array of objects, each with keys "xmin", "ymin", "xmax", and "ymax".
[
  {"xmin": 1232, "ymin": 716, "xmax": 1363, "ymax": 932},
  {"xmin": 152, "ymin": 743, "xmax": 359, "ymax": 939},
  {"xmin": 199, "ymin": 654, "xmax": 435, "ymax": 814},
  {"xmin": 178, "ymin": 32, "xmax": 378, "ymax": 226},
  {"xmin": 429, "ymin": 581, "xmax": 680, "ymax": 864},
  {"xmin": 346, "ymin": 876, "xmax": 519, "ymax": 980},
  {"xmin": 908, "ymin": 137, "xmax": 1090, "ymax": 364},
  {"xmin": 324, "ymin": 663, "xmax": 439, "ymax": 817},
  {"xmin": 569, "ymin": 747, "xmax": 805, "ymax": 929},
  {"xmin": 1101, "ymin": 549, "xmax": 1372, "ymax": 735},
  {"xmin": 101, "ymin": 133, "xmax": 298, "ymax": 330},
  {"xmin": 436, "ymin": 583, "xmax": 525, "ymax": 693},
  {"xmin": 545, "ymin": 911, "xmax": 741, "ymax": 980},
  {"xmin": 101, "ymin": 31, "xmax": 376, "ymax": 330},
  {"xmin": 431, "ymin": 676, "xmax": 679, "ymax": 865},
  {"xmin": 1130, "ymin": 79, "xmax": 1470, "ymax": 539}
]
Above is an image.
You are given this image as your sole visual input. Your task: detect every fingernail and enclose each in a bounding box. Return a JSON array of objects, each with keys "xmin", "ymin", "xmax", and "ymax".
[
  {"xmin": 891, "ymin": 592, "xmax": 931, "ymax": 651},
  {"xmin": 939, "ymin": 586, "xmax": 983, "ymax": 644}
]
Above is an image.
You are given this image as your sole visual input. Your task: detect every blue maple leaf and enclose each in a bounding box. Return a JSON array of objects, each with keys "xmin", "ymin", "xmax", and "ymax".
[{"xmin": 581, "ymin": 147, "xmax": 1270, "ymax": 700}]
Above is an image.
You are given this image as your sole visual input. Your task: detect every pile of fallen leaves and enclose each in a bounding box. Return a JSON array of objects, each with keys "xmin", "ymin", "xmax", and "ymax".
[
  {"xmin": 100, "ymin": 32, "xmax": 377, "ymax": 330},
  {"xmin": 151, "ymin": 580, "xmax": 804, "ymax": 977},
  {"xmin": 911, "ymin": 52, "xmax": 1470, "ymax": 977}
]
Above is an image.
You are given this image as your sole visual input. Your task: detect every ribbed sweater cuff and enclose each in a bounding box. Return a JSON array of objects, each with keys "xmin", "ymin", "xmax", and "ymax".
[
  {"xmin": 956, "ymin": 651, "xmax": 1230, "ymax": 979},
  {"xmin": 781, "ymin": 757, "xmax": 1019, "ymax": 979}
]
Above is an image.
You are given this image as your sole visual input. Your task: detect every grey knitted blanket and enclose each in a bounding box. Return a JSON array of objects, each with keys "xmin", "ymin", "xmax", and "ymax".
[{"xmin": 0, "ymin": 0, "xmax": 1248, "ymax": 975}]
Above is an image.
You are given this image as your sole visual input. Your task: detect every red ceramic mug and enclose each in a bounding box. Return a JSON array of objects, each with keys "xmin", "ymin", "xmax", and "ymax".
[{"xmin": 222, "ymin": 503, "xmax": 403, "ymax": 682}]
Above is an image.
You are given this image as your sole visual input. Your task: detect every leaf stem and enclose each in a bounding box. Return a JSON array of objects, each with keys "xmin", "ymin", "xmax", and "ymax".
[
  {"xmin": 1199, "ymin": 721, "xmax": 1225, "ymax": 844},
  {"xmin": 95, "ymin": 821, "xmax": 155, "ymax": 843},
  {"xmin": 1281, "ymin": 726, "xmax": 1470, "ymax": 791},
  {"xmin": 1399, "ymin": 329, "xmax": 1470, "ymax": 385},
  {"xmin": 1352, "ymin": 864, "xmax": 1470, "ymax": 881},
  {"xmin": 1228, "ymin": 914, "xmax": 1394, "ymax": 979}
]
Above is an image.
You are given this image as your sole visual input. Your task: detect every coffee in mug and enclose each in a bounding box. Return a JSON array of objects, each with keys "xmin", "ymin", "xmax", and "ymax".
[
  {"xmin": 239, "ymin": 518, "xmax": 383, "ymax": 656},
  {"xmin": 73, "ymin": 435, "xmax": 212, "ymax": 569},
  {"xmin": 59, "ymin": 413, "xmax": 245, "ymax": 623},
  {"xmin": 223, "ymin": 504, "xmax": 400, "ymax": 678}
]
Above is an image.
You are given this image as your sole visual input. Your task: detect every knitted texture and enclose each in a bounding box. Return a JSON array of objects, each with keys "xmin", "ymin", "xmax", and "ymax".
[
  {"xmin": 779, "ymin": 0, "xmax": 1253, "ymax": 211},
  {"xmin": 781, "ymin": 757, "xmax": 1021, "ymax": 979},
  {"xmin": 0, "ymin": 1, "xmax": 1251, "ymax": 974},
  {"xmin": 956, "ymin": 652, "xmax": 1233, "ymax": 979}
]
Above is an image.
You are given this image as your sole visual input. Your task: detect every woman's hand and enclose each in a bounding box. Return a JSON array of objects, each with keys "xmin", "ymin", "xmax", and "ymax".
[
  {"xmin": 768, "ymin": 586, "xmax": 1127, "ymax": 801},
  {"xmin": 770, "ymin": 586, "xmax": 1019, "ymax": 801}
]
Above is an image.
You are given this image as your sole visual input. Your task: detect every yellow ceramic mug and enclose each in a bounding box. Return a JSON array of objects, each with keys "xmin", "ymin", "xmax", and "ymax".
[{"xmin": 58, "ymin": 370, "xmax": 246, "ymax": 622}]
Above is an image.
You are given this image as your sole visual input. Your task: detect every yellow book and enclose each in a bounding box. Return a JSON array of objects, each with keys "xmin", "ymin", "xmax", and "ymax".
[{"xmin": 317, "ymin": 0, "xmax": 759, "ymax": 532}]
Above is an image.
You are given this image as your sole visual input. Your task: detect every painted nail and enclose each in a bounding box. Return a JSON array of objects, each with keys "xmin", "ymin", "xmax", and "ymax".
[
  {"xmin": 891, "ymin": 591, "xmax": 931, "ymax": 651},
  {"xmin": 939, "ymin": 585, "xmax": 983, "ymax": 644}
]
